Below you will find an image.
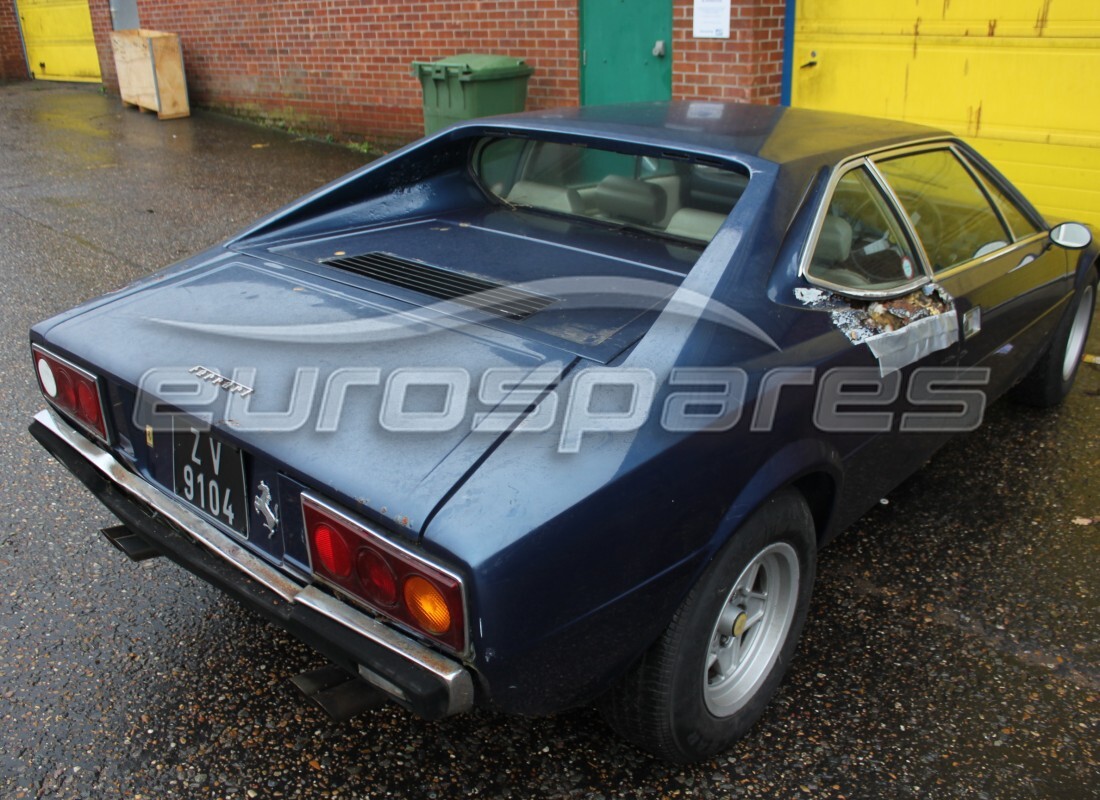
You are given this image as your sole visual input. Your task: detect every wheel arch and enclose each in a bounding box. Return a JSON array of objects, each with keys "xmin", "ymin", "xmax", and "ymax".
[
  {"xmin": 707, "ymin": 438, "xmax": 844, "ymax": 564},
  {"xmin": 790, "ymin": 470, "xmax": 838, "ymax": 546},
  {"xmin": 1068, "ymin": 236, "xmax": 1100, "ymax": 289},
  {"xmin": 600, "ymin": 444, "xmax": 830, "ymax": 760}
]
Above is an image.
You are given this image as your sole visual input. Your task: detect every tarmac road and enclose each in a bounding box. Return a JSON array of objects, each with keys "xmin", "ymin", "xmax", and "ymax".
[{"xmin": 1, "ymin": 82, "xmax": 1097, "ymax": 800}]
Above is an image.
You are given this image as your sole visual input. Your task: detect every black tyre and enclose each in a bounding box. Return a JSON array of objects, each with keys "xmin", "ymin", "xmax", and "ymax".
[
  {"xmin": 1012, "ymin": 267, "xmax": 1097, "ymax": 408},
  {"xmin": 601, "ymin": 489, "xmax": 816, "ymax": 762}
]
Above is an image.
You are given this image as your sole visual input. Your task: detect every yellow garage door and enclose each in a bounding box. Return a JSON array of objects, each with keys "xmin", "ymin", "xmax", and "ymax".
[
  {"xmin": 791, "ymin": 0, "xmax": 1100, "ymax": 231},
  {"xmin": 17, "ymin": 0, "xmax": 101, "ymax": 82}
]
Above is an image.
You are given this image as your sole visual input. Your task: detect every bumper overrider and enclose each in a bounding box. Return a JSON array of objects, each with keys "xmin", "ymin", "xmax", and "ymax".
[{"xmin": 29, "ymin": 407, "xmax": 474, "ymax": 720}]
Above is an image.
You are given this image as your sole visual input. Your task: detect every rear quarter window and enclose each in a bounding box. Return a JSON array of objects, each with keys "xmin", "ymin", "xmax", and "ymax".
[{"xmin": 806, "ymin": 166, "xmax": 922, "ymax": 295}]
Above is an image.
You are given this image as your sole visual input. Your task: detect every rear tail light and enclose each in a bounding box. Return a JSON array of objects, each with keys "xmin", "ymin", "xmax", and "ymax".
[
  {"xmin": 357, "ymin": 549, "xmax": 398, "ymax": 607},
  {"xmin": 302, "ymin": 494, "xmax": 466, "ymax": 652},
  {"xmin": 33, "ymin": 346, "xmax": 108, "ymax": 443},
  {"xmin": 403, "ymin": 576, "xmax": 452, "ymax": 635},
  {"xmin": 313, "ymin": 524, "xmax": 352, "ymax": 577}
]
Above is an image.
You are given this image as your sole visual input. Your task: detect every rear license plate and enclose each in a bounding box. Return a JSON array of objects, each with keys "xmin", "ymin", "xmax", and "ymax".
[{"xmin": 171, "ymin": 422, "xmax": 248, "ymax": 538}]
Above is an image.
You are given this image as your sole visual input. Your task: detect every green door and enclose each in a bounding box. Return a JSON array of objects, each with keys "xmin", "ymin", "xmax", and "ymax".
[{"xmin": 580, "ymin": 0, "xmax": 672, "ymax": 105}]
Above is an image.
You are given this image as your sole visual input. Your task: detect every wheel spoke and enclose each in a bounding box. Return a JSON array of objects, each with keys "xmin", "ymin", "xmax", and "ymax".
[
  {"xmin": 740, "ymin": 560, "xmax": 762, "ymax": 595},
  {"xmin": 706, "ymin": 648, "xmax": 719, "ymax": 674},
  {"xmin": 716, "ymin": 639, "xmax": 737, "ymax": 676}
]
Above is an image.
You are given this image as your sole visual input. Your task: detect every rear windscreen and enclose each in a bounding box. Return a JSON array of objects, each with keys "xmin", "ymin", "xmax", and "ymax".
[{"xmin": 473, "ymin": 138, "xmax": 749, "ymax": 245}]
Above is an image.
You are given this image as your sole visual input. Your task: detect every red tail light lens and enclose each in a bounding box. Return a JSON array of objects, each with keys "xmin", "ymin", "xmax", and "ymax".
[
  {"xmin": 302, "ymin": 494, "xmax": 466, "ymax": 652},
  {"xmin": 54, "ymin": 368, "xmax": 77, "ymax": 409},
  {"xmin": 33, "ymin": 346, "xmax": 108, "ymax": 443},
  {"xmin": 358, "ymin": 549, "xmax": 398, "ymax": 606},
  {"xmin": 313, "ymin": 524, "xmax": 352, "ymax": 577},
  {"xmin": 76, "ymin": 382, "xmax": 103, "ymax": 431}
]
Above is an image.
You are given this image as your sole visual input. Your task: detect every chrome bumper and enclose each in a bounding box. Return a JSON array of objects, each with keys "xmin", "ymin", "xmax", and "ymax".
[{"xmin": 31, "ymin": 407, "xmax": 474, "ymax": 718}]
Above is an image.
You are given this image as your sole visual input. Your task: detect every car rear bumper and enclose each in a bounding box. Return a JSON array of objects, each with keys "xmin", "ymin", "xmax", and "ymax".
[{"xmin": 28, "ymin": 407, "xmax": 475, "ymax": 720}]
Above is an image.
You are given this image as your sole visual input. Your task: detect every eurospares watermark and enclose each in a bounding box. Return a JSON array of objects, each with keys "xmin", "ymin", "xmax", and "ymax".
[{"xmin": 134, "ymin": 364, "xmax": 991, "ymax": 453}]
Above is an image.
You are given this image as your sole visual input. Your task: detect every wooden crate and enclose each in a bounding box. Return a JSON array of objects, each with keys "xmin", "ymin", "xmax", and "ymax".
[{"xmin": 110, "ymin": 30, "xmax": 190, "ymax": 120}]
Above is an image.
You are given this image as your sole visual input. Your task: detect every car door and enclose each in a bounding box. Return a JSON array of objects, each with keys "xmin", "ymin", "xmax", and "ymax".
[
  {"xmin": 872, "ymin": 145, "xmax": 1071, "ymax": 399},
  {"xmin": 801, "ymin": 158, "xmax": 963, "ymax": 516}
]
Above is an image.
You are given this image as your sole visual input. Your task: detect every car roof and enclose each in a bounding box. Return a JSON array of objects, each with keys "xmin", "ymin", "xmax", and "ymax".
[{"xmin": 462, "ymin": 101, "xmax": 949, "ymax": 168}]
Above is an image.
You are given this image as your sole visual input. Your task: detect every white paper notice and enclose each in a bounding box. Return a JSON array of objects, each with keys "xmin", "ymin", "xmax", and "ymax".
[{"xmin": 693, "ymin": 0, "xmax": 731, "ymax": 39}]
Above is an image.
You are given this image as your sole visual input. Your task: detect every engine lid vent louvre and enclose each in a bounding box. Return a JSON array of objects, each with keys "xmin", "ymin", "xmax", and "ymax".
[{"xmin": 321, "ymin": 251, "xmax": 556, "ymax": 320}]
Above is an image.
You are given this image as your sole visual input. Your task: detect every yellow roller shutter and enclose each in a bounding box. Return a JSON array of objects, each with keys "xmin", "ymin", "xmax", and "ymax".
[
  {"xmin": 16, "ymin": 0, "xmax": 101, "ymax": 83},
  {"xmin": 791, "ymin": 0, "xmax": 1100, "ymax": 230}
]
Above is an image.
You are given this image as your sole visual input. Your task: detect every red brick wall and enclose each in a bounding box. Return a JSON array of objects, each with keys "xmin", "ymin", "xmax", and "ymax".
[
  {"xmin": 0, "ymin": 0, "xmax": 28, "ymax": 79},
  {"xmin": 111, "ymin": 0, "xmax": 578, "ymax": 148},
  {"xmin": 87, "ymin": 0, "xmax": 116, "ymax": 88},
  {"xmin": 673, "ymin": 0, "xmax": 785, "ymax": 103},
  {"xmin": 86, "ymin": 0, "xmax": 785, "ymax": 147}
]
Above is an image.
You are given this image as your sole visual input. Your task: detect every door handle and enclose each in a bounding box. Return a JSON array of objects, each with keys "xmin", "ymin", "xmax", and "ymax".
[{"xmin": 652, "ymin": 40, "xmax": 666, "ymax": 58}]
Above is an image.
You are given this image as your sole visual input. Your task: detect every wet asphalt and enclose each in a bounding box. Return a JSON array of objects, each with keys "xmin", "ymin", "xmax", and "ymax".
[{"xmin": 0, "ymin": 82, "xmax": 1096, "ymax": 800}]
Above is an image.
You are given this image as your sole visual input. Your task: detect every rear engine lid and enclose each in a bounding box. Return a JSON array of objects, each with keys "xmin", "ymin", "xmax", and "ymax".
[
  {"xmin": 245, "ymin": 206, "xmax": 700, "ymax": 364},
  {"xmin": 39, "ymin": 257, "xmax": 574, "ymax": 539}
]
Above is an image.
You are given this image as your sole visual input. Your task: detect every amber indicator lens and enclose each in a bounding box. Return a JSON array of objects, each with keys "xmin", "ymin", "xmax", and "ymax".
[{"xmin": 403, "ymin": 576, "xmax": 452, "ymax": 635}]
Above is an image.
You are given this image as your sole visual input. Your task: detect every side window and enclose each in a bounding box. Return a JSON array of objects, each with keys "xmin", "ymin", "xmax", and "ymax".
[
  {"xmin": 807, "ymin": 166, "xmax": 921, "ymax": 294},
  {"xmin": 875, "ymin": 149, "xmax": 1012, "ymax": 272},
  {"xmin": 969, "ymin": 164, "xmax": 1043, "ymax": 241}
]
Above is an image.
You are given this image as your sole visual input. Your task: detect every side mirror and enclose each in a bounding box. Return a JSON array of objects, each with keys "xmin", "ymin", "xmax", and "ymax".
[{"xmin": 1049, "ymin": 222, "xmax": 1093, "ymax": 250}]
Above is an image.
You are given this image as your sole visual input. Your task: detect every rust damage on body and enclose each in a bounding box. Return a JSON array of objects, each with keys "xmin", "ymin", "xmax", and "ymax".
[
  {"xmin": 796, "ymin": 284, "xmax": 959, "ymax": 374},
  {"xmin": 794, "ymin": 284, "xmax": 954, "ymax": 344}
]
